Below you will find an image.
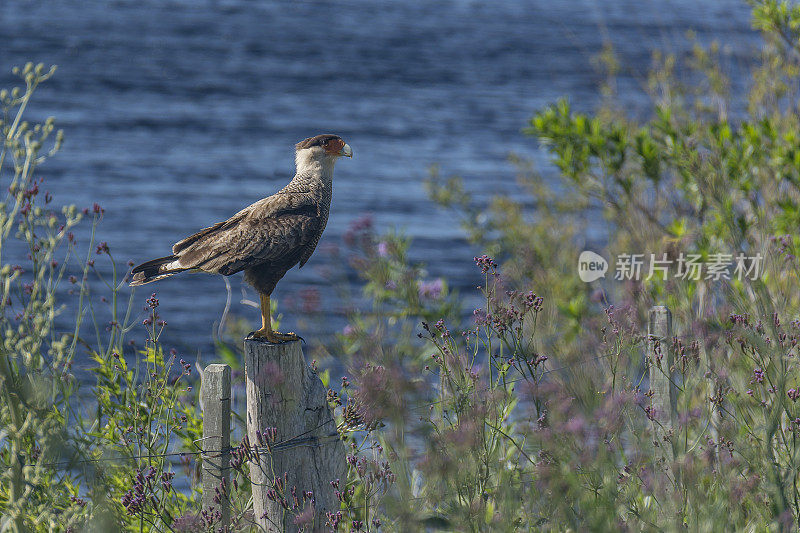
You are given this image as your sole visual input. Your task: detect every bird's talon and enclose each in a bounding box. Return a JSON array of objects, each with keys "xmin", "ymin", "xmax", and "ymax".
[
  {"xmin": 273, "ymin": 331, "xmax": 301, "ymax": 342},
  {"xmin": 285, "ymin": 332, "xmax": 305, "ymax": 343},
  {"xmin": 247, "ymin": 328, "xmax": 301, "ymax": 344}
]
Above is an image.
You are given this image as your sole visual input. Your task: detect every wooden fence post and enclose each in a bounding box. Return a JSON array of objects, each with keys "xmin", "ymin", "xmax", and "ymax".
[
  {"xmin": 201, "ymin": 364, "xmax": 231, "ymax": 531},
  {"xmin": 648, "ymin": 305, "xmax": 676, "ymax": 461},
  {"xmin": 245, "ymin": 339, "xmax": 346, "ymax": 532}
]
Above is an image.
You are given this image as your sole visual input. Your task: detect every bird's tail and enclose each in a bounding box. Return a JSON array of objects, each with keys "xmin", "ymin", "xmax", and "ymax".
[{"xmin": 130, "ymin": 255, "xmax": 185, "ymax": 286}]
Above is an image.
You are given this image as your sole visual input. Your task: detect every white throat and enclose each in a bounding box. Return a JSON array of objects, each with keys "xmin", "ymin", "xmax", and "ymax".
[{"xmin": 294, "ymin": 149, "xmax": 336, "ymax": 181}]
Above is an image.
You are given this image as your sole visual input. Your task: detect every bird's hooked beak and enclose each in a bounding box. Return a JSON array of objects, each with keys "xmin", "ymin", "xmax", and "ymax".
[{"xmin": 339, "ymin": 144, "xmax": 353, "ymax": 158}]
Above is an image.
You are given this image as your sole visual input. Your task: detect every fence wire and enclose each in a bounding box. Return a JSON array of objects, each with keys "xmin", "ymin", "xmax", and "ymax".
[{"xmin": 26, "ymin": 348, "xmax": 621, "ymax": 470}]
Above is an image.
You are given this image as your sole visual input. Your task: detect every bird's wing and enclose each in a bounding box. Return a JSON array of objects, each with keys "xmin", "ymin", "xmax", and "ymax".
[{"xmin": 171, "ymin": 192, "xmax": 321, "ymax": 275}]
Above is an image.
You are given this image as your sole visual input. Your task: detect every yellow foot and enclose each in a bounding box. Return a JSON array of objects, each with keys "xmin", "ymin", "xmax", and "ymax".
[{"xmin": 248, "ymin": 329, "xmax": 302, "ymax": 343}]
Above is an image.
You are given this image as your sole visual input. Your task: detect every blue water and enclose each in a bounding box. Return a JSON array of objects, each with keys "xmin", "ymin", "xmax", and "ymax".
[{"xmin": 1, "ymin": 0, "xmax": 758, "ymax": 366}]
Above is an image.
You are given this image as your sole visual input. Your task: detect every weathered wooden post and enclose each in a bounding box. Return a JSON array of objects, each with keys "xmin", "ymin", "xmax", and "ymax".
[
  {"xmin": 201, "ymin": 364, "xmax": 231, "ymax": 530},
  {"xmin": 647, "ymin": 306, "xmax": 676, "ymax": 461},
  {"xmin": 245, "ymin": 339, "xmax": 346, "ymax": 532}
]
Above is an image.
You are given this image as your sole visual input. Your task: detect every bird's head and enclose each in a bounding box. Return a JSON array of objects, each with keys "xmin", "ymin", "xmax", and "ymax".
[{"xmin": 294, "ymin": 134, "xmax": 352, "ymax": 174}]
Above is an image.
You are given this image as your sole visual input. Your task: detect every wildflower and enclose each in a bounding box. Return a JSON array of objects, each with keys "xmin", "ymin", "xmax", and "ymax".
[
  {"xmin": 326, "ymin": 510, "xmax": 343, "ymax": 529},
  {"xmin": 418, "ymin": 279, "xmax": 443, "ymax": 300},
  {"xmin": 24, "ymin": 182, "xmax": 39, "ymax": 198},
  {"xmin": 343, "ymin": 214, "xmax": 373, "ymax": 245},
  {"xmin": 327, "ymin": 388, "xmax": 342, "ymax": 407},
  {"xmin": 474, "ymin": 254, "xmax": 498, "ymax": 274},
  {"xmin": 473, "ymin": 308, "xmax": 490, "ymax": 326},
  {"xmin": 377, "ymin": 241, "xmax": 389, "ymax": 257},
  {"xmin": 299, "ymin": 287, "xmax": 320, "ymax": 313},
  {"xmin": 349, "ymin": 214, "xmax": 373, "ymax": 232},
  {"xmin": 526, "ymin": 291, "xmax": 544, "ymax": 311},
  {"xmin": 293, "ymin": 506, "xmax": 314, "ymax": 527},
  {"xmin": 729, "ymin": 313, "xmax": 749, "ymax": 325},
  {"xmin": 161, "ymin": 471, "xmax": 174, "ymax": 492},
  {"xmin": 264, "ymin": 426, "xmax": 278, "ymax": 441},
  {"xmin": 95, "ymin": 241, "xmax": 110, "ymax": 255},
  {"xmin": 789, "ymin": 389, "xmax": 800, "ymax": 402},
  {"xmin": 751, "ymin": 367, "xmax": 765, "ymax": 384},
  {"xmin": 69, "ymin": 495, "xmax": 87, "ymax": 508},
  {"xmin": 172, "ymin": 513, "xmax": 205, "ymax": 532}
]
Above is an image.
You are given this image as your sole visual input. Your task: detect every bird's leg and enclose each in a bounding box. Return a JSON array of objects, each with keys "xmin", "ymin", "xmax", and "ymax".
[
  {"xmin": 249, "ymin": 293, "xmax": 272, "ymax": 339},
  {"xmin": 249, "ymin": 293, "xmax": 300, "ymax": 343}
]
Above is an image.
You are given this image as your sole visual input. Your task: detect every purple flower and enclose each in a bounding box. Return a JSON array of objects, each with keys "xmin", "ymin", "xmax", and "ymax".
[
  {"xmin": 349, "ymin": 214, "xmax": 373, "ymax": 232},
  {"xmin": 172, "ymin": 513, "xmax": 205, "ymax": 532},
  {"xmin": 565, "ymin": 416, "xmax": 585, "ymax": 433},
  {"xmin": 473, "ymin": 308, "xmax": 490, "ymax": 326},
  {"xmin": 474, "ymin": 254, "xmax": 498, "ymax": 274},
  {"xmin": 377, "ymin": 241, "xmax": 389, "ymax": 257},
  {"xmin": 342, "ymin": 325, "xmax": 355, "ymax": 336},
  {"xmin": 418, "ymin": 279, "xmax": 443, "ymax": 300}
]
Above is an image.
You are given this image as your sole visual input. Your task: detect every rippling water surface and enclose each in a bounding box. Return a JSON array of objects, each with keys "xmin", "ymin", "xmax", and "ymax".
[{"xmin": 1, "ymin": 0, "xmax": 757, "ymax": 363}]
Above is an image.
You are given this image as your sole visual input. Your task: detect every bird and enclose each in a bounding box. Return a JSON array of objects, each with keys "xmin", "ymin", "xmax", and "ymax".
[{"xmin": 129, "ymin": 134, "xmax": 352, "ymax": 343}]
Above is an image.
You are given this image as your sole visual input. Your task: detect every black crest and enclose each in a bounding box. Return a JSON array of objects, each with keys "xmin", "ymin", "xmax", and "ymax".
[{"xmin": 295, "ymin": 134, "xmax": 342, "ymax": 150}]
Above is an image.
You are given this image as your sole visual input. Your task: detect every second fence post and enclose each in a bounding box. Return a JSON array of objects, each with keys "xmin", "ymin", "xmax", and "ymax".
[
  {"xmin": 245, "ymin": 338, "xmax": 346, "ymax": 532},
  {"xmin": 201, "ymin": 363, "xmax": 231, "ymax": 530},
  {"xmin": 648, "ymin": 305, "xmax": 676, "ymax": 461}
]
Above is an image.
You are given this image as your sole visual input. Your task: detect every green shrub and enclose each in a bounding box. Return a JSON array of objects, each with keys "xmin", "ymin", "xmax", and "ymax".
[
  {"xmin": 0, "ymin": 64, "xmax": 217, "ymax": 532},
  {"xmin": 328, "ymin": 1, "xmax": 800, "ymax": 531},
  {"xmin": 11, "ymin": 1, "xmax": 800, "ymax": 531}
]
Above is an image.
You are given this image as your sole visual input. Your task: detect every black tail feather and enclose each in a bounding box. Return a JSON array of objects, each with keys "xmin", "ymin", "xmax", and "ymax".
[{"xmin": 130, "ymin": 255, "xmax": 183, "ymax": 286}]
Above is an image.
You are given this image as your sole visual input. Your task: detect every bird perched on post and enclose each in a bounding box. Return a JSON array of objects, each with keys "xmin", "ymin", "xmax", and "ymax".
[{"xmin": 130, "ymin": 134, "xmax": 352, "ymax": 343}]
